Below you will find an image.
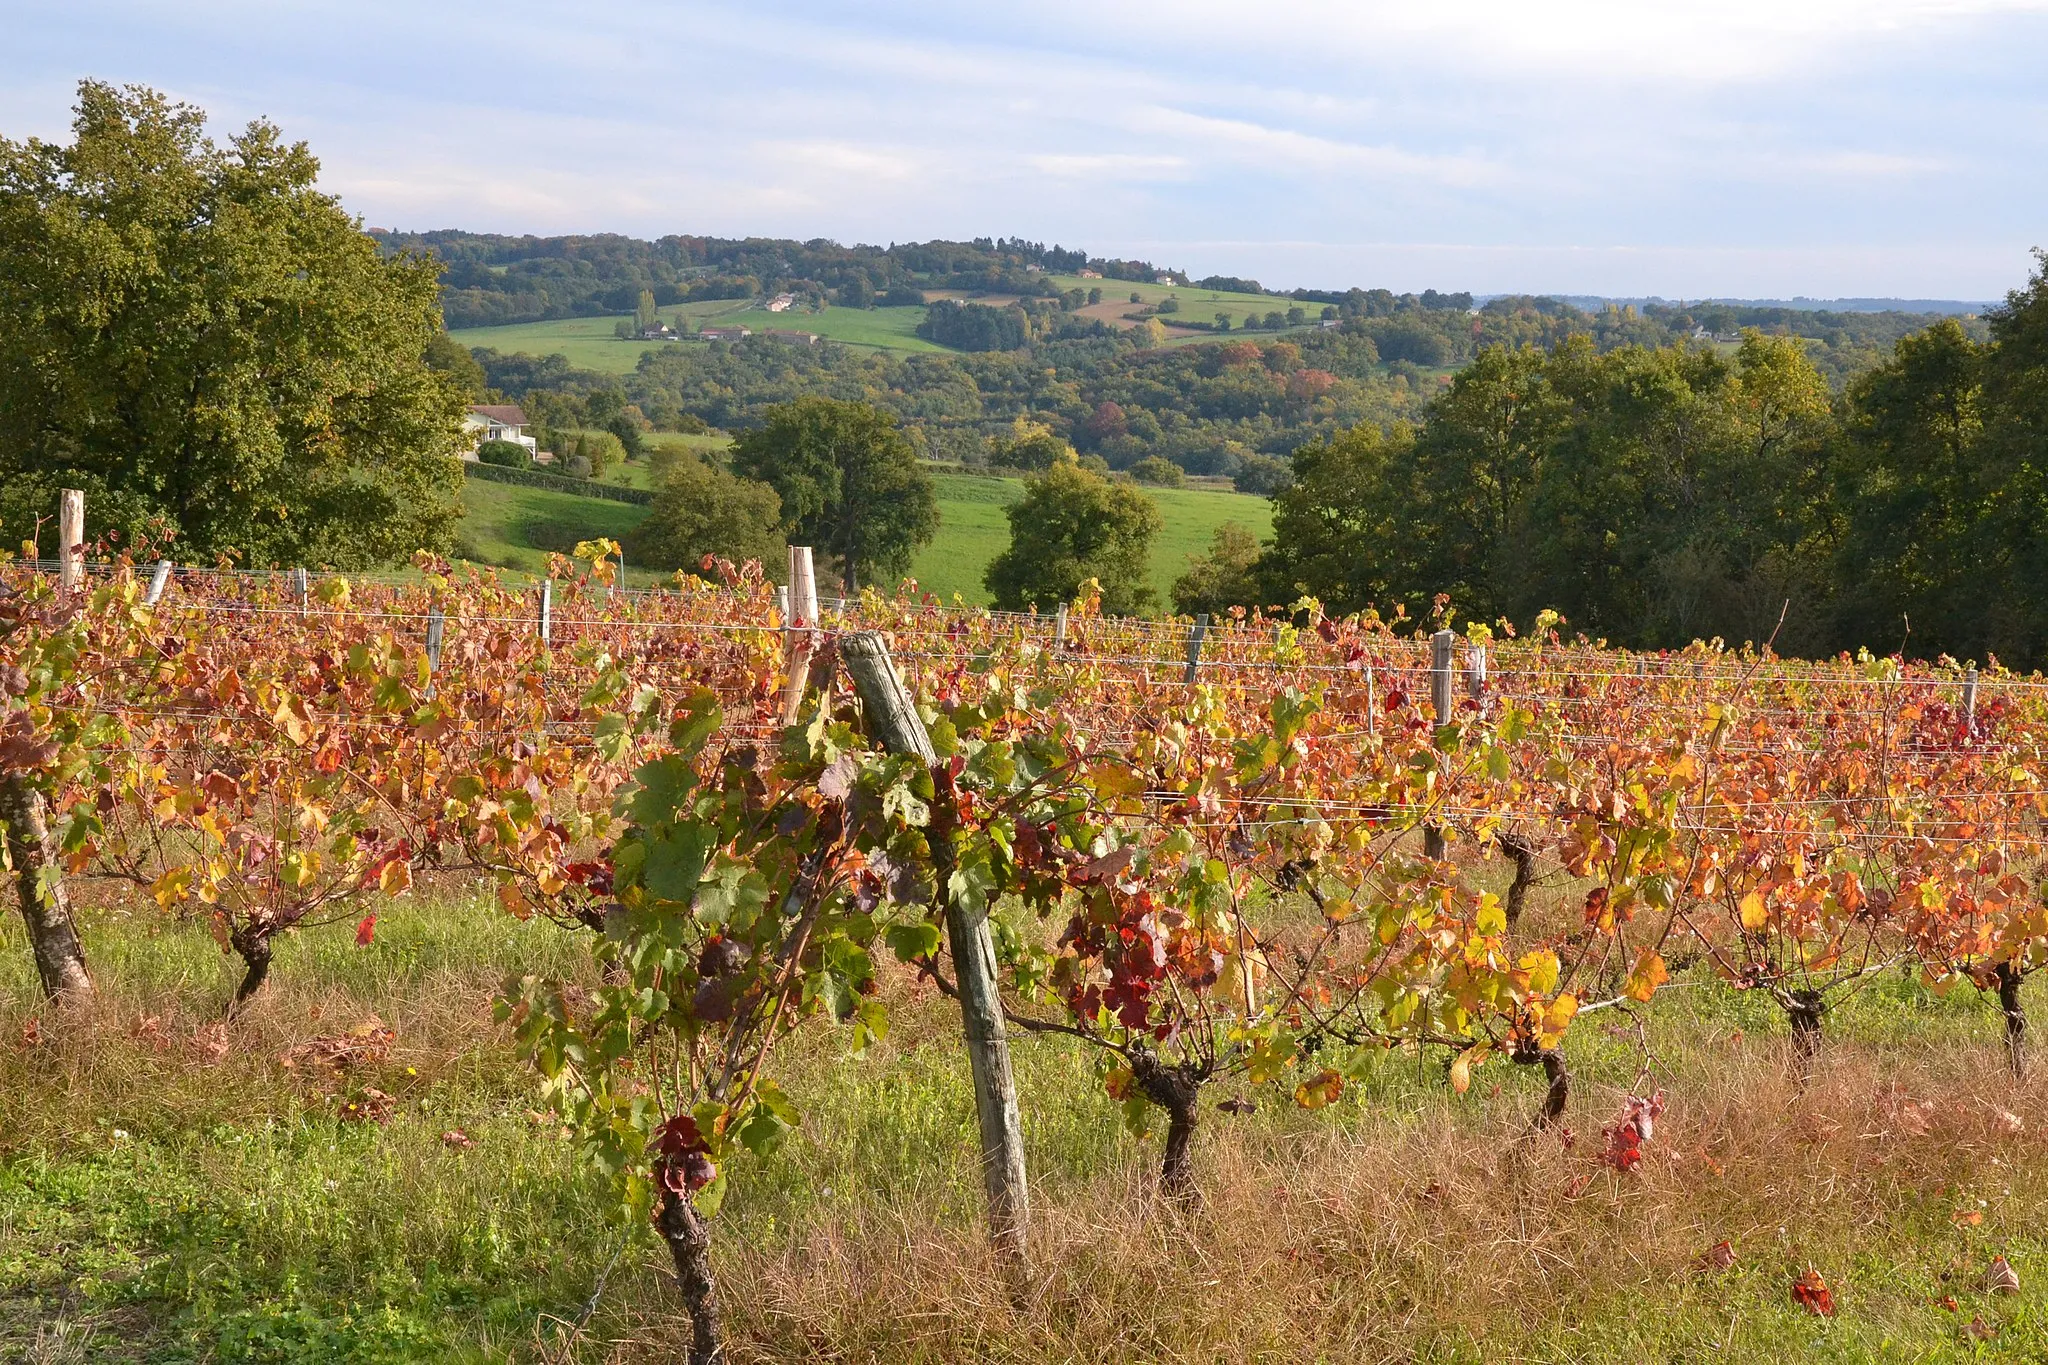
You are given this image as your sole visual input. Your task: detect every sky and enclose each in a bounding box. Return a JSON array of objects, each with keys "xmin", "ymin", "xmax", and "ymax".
[{"xmin": 5, "ymin": 0, "xmax": 2046, "ymax": 300}]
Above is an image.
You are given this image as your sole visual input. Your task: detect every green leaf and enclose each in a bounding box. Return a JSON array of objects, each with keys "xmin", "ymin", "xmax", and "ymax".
[
  {"xmin": 884, "ymin": 920, "xmax": 943, "ymax": 962},
  {"xmin": 627, "ymin": 754, "xmax": 699, "ymax": 827},
  {"xmin": 642, "ymin": 822, "xmax": 717, "ymax": 904}
]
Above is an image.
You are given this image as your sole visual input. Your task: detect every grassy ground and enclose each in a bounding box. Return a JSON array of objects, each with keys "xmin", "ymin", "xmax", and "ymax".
[
  {"xmin": 9, "ymin": 886, "xmax": 2048, "ymax": 1363},
  {"xmin": 455, "ymin": 468, "xmax": 1274, "ymax": 608},
  {"xmin": 452, "ymin": 302, "xmax": 945, "ymax": 372}
]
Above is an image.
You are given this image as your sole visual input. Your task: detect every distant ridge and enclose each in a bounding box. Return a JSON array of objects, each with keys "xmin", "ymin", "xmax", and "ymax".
[{"xmin": 1527, "ymin": 295, "xmax": 1993, "ymax": 316}]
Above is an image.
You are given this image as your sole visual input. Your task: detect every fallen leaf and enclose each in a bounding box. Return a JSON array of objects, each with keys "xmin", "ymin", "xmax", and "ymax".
[
  {"xmin": 355, "ymin": 914, "xmax": 377, "ymax": 947},
  {"xmin": 20, "ymin": 1017, "xmax": 43, "ymax": 1048},
  {"xmin": 1695, "ymin": 1239, "xmax": 1736, "ymax": 1272},
  {"xmin": 1966, "ymin": 1314, "xmax": 1999, "ymax": 1342},
  {"xmin": 1791, "ymin": 1267, "xmax": 1837, "ymax": 1316},
  {"xmin": 188, "ymin": 1021, "xmax": 230, "ymax": 1065},
  {"xmin": 440, "ymin": 1129, "xmax": 475, "ymax": 1151},
  {"xmin": 338, "ymin": 1086, "xmax": 396, "ymax": 1124},
  {"xmin": 1986, "ymin": 1255, "xmax": 2020, "ymax": 1295},
  {"xmin": 1934, "ymin": 1295, "xmax": 1959, "ymax": 1311},
  {"xmin": 1953, "ymin": 1209, "xmax": 1985, "ymax": 1227}
]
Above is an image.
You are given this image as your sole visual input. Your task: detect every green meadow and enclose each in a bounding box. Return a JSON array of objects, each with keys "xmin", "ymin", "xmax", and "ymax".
[{"xmin": 453, "ymin": 467, "xmax": 1273, "ymax": 606}]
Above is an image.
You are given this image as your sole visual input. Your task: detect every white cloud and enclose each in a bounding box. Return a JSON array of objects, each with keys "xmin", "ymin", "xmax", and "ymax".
[{"xmin": 1026, "ymin": 152, "xmax": 1189, "ymax": 179}]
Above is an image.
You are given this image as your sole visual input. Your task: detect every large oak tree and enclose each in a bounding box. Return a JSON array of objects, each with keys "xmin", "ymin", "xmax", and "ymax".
[{"xmin": 0, "ymin": 82, "xmax": 467, "ymax": 568}]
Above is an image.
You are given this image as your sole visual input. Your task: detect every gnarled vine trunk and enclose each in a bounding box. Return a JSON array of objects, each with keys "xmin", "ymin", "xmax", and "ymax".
[
  {"xmin": 0, "ymin": 772, "xmax": 93, "ymax": 1000},
  {"xmin": 1995, "ymin": 962, "xmax": 2026, "ymax": 1078},
  {"xmin": 1498, "ymin": 829, "xmax": 1539, "ymax": 928},
  {"xmin": 657, "ymin": 1187, "xmax": 723, "ymax": 1365},
  {"xmin": 1786, "ymin": 988, "xmax": 1825, "ymax": 1077},
  {"xmin": 1131, "ymin": 1053, "xmax": 1203, "ymax": 1203},
  {"xmin": 1512, "ymin": 1044, "xmax": 1569, "ymax": 1129},
  {"xmin": 228, "ymin": 924, "xmax": 273, "ymax": 1011}
]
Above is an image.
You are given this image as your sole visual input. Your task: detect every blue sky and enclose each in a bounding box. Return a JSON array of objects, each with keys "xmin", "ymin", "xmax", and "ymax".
[{"xmin": 7, "ymin": 1, "xmax": 2045, "ymax": 298}]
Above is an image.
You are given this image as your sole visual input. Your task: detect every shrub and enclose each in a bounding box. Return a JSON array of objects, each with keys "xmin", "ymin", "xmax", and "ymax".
[
  {"xmin": 563, "ymin": 454, "xmax": 593, "ymax": 479},
  {"xmin": 1233, "ymin": 453, "xmax": 1294, "ymax": 495},
  {"xmin": 475, "ymin": 440, "xmax": 531, "ymax": 469},
  {"xmin": 1129, "ymin": 456, "xmax": 1185, "ymax": 488}
]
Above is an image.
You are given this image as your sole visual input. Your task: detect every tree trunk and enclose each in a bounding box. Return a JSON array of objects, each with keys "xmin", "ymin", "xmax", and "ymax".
[
  {"xmin": 657, "ymin": 1187, "xmax": 723, "ymax": 1365},
  {"xmin": 0, "ymin": 772, "xmax": 93, "ymax": 1000},
  {"xmin": 1996, "ymin": 962, "xmax": 2026, "ymax": 1078},
  {"xmin": 1499, "ymin": 829, "xmax": 1538, "ymax": 927},
  {"xmin": 1131, "ymin": 1053, "xmax": 1202, "ymax": 1203},
  {"xmin": 229, "ymin": 924, "xmax": 273, "ymax": 1011},
  {"xmin": 1786, "ymin": 988, "xmax": 1825, "ymax": 1075}
]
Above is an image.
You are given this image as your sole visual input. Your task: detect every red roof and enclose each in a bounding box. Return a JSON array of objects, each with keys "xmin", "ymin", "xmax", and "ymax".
[{"xmin": 468, "ymin": 404, "xmax": 527, "ymax": 425}]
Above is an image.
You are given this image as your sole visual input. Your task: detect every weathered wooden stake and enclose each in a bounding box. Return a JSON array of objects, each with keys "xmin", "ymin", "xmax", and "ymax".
[
  {"xmin": 1054, "ymin": 604, "xmax": 1067, "ymax": 652},
  {"xmin": 1426, "ymin": 628, "xmax": 1455, "ymax": 860},
  {"xmin": 840, "ymin": 632, "xmax": 1030, "ymax": 1275},
  {"xmin": 146, "ymin": 560, "xmax": 173, "ymax": 606},
  {"xmin": 1183, "ymin": 613, "xmax": 1210, "ymax": 687},
  {"xmin": 58, "ymin": 489, "xmax": 83, "ymax": 594},
  {"xmin": 1964, "ymin": 665, "xmax": 1979, "ymax": 738},
  {"xmin": 538, "ymin": 580, "xmax": 553, "ymax": 646},
  {"xmin": 425, "ymin": 607, "xmax": 446, "ymax": 673},
  {"xmin": 780, "ymin": 547, "xmax": 819, "ymax": 726},
  {"xmin": 0, "ymin": 774, "xmax": 94, "ymax": 1000},
  {"xmin": 294, "ymin": 567, "xmax": 309, "ymax": 614},
  {"xmin": 1466, "ymin": 640, "xmax": 1488, "ymax": 706}
]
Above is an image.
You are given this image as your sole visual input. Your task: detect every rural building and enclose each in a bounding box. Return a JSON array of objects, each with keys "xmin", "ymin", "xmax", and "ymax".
[
  {"xmin": 460, "ymin": 404, "xmax": 536, "ymax": 460},
  {"xmin": 765, "ymin": 293, "xmax": 797, "ymax": 312},
  {"xmin": 1078, "ymin": 268, "xmax": 1102, "ymax": 279},
  {"xmin": 698, "ymin": 326, "xmax": 753, "ymax": 342},
  {"xmin": 765, "ymin": 329, "xmax": 820, "ymax": 345}
]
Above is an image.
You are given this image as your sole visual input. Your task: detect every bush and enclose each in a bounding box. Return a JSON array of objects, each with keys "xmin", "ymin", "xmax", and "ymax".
[
  {"xmin": 567, "ymin": 430, "xmax": 626, "ymax": 478},
  {"xmin": 460, "ymin": 462, "xmax": 652, "ymax": 504},
  {"xmin": 1129, "ymin": 456, "xmax": 1185, "ymax": 488},
  {"xmin": 475, "ymin": 440, "xmax": 531, "ymax": 469},
  {"xmin": 1233, "ymin": 453, "xmax": 1294, "ymax": 496},
  {"xmin": 563, "ymin": 455, "xmax": 593, "ymax": 479},
  {"xmin": 1171, "ymin": 523, "xmax": 1264, "ymax": 616},
  {"xmin": 881, "ymin": 283, "xmax": 926, "ymax": 308},
  {"xmin": 984, "ymin": 460, "xmax": 1160, "ymax": 616},
  {"xmin": 626, "ymin": 456, "xmax": 785, "ymax": 573}
]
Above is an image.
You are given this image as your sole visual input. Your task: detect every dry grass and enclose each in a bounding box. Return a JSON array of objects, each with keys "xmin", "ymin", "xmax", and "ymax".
[{"xmin": 7, "ymin": 895, "xmax": 2048, "ymax": 1361}]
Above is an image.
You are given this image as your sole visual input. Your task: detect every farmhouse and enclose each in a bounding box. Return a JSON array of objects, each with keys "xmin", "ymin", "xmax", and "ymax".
[
  {"xmin": 460, "ymin": 404, "xmax": 537, "ymax": 460},
  {"xmin": 765, "ymin": 329, "xmax": 820, "ymax": 345},
  {"xmin": 1078, "ymin": 268, "xmax": 1102, "ymax": 279},
  {"xmin": 699, "ymin": 326, "xmax": 753, "ymax": 342},
  {"xmin": 765, "ymin": 293, "xmax": 797, "ymax": 312}
]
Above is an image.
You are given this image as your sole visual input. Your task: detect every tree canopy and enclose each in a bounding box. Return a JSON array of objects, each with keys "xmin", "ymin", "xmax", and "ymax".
[
  {"xmin": 626, "ymin": 454, "xmax": 785, "ymax": 575},
  {"xmin": 0, "ymin": 81, "xmax": 467, "ymax": 568},
  {"xmin": 727, "ymin": 397, "xmax": 937, "ymax": 593},
  {"xmin": 984, "ymin": 457, "xmax": 1162, "ymax": 616}
]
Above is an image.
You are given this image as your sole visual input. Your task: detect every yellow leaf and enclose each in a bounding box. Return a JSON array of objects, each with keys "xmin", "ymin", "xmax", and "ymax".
[
  {"xmin": 1542, "ymin": 993, "xmax": 1579, "ymax": 1037},
  {"xmin": 1450, "ymin": 1043, "xmax": 1489, "ymax": 1094},
  {"xmin": 1739, "ymin": 889, "xmax": 1768, "ymax": 931},
  {"xmin": 1624, "ymin": 950, "xmax": 1669, "ymax": 1002},
  {"xmin": 378, "ymin": 859, "xmax": 413, "ymax": 897},
  {"xmin": 1293, "ymin": 1068, "xmax": 1343, "ymax": 1110},
  {"xmin": 1322, "ymin": 896, "xmax": 1358, "ymax": 923}
]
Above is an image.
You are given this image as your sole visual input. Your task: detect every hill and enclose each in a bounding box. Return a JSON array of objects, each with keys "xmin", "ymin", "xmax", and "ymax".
[{"xmin": 452, "ymin": 464, "xmax": 1272, "ymax": 606}]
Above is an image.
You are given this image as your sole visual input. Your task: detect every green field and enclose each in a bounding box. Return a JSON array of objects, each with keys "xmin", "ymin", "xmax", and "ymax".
[
  {"xmin": 452, "ymin": 301, "xmax": 944, "ymax": 373},
  {"xmin": 455, "ymin": 466, "xmax": 1273, "ymax": 607}
]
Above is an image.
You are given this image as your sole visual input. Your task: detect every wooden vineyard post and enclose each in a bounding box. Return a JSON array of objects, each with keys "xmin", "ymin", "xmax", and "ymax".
[
  {"xmin": 1466, "ymin": 639, "xmax": 1487, "ymax": 710},
  {"xmin": 1183, "ymin": 612, "xmax": 1210, "ymax": 687},
  {"xmin": 146, "ymin": 560, "xmax": 173, "ymax": 606},
  {"xmin": 425, "ymin": 606, "xmax": 446, "ymax": 673},
  {"xmin": 781, "ymin": 547, "xmax": 819, "ymax": 726},
  {"xmin": 58, "ymin": 489, "xmax": 83, "ymax": 594},
  {"xmin": 294, "ymin": 567, "xmax": 309, "ymax": 614},
  {"xmin": 840, "ymin": 631, "xmax": 1031, "ymax": 1277},
  {"xmin": 0, "ymin": 593, "xmax": 93, "ymax": 1001},
  {"xmin": 1054, "ymin": 604, "xmax": 1067, "ymax": 652},
  {"xmin": 1426, "ymin": 629, "xmax": 1455, "ymax": 860},
  {"xmin": 1964, "ymin": 665, "xmax": 1979, "ymax": 740},
  {"xmin": 538, "ymin": 579, "xmax": 552, "ymax": 646}
]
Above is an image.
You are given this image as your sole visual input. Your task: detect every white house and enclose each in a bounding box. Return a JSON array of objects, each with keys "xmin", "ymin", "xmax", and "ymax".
[
  {"xmin": 461, "ymin": 404, "xmax": 538, "ymax": 460},
  {"xmin": 765, "ymin": 293, "xmax": 797, "ymax": 313}
]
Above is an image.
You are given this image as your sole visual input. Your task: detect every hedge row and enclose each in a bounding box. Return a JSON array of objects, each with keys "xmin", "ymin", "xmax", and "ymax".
[{"xmin": 462, "ymin": 461, "xmax": 655, "ymax": 505}]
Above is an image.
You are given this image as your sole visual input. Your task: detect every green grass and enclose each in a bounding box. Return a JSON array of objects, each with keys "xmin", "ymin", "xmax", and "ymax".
[
  {"xmin": 11, "ymin": 894, "xmax": 2048, "ymax": 1361},
  {"xmin": 457, "ymin": 466, "xmax": 1274, "ymax": 608},
  {"xmin": 452, "ymin": 302, "xmax": 946, "ymax": 373}
]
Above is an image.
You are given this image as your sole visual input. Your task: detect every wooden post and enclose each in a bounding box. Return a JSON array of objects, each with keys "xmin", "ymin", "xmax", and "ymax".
[
  {"xmin": 294, "ymin": 567, "xmax": 309, "ymax": 615},
  {"xmin": 781, "ymin": 547, "xmax": 819, "ymax": 726},
  {"xmin": 1054, "ymin": 604, "xmax": 1067, "ymax": 652},
  {"xmin": 146, "ymin": 560, "xmax": 172, "ymax": 606},
  {"xmin": 538, "ymin": 580, "xmax": 552, "ymax": 646},
  {"xmin": 1426, "ymin": 629, "xmax": 1455, "ymax": 860},
  {"xmin": 1466, "ymin": 640, "xmax": 1487, "ymax": 706},
  {"xmin": 58, "ymin": 489, "xmax": 83, "ymax": 594},
  {"xmin": 839, "ymin": 632, "xmax": 1030, "ymax": 1273},
  {"xmin": 1964, "ymin": 666, "xmax": 1979, "ymax": 739},
  {"xmin": 777, "ymin": 584, "xmax": 790, "ymax": 626},
  {"xmin": 1183, "ymin": 613, "xmax": 1210, "ymax": 687},
  {"xmin": 0, "ymin": 774, "xmax": 94, "ymax": 1000},
  {"xmin": 1365, "ymin": 665, "xmax": 1377, "ymax": 734},
  {"xmin": 425, "ymin": 607, "xmax": 446, "ymax": 673}
]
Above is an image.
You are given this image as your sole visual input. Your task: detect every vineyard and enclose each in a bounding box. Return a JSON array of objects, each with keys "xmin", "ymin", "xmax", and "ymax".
[{"xmin": 7, "ymin": 534, "xmax": 2048, "ymax": 1361}]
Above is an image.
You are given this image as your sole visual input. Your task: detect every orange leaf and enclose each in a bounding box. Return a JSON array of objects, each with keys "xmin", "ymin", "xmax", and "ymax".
[
  {"xmin": 355, "ymin": 915, "xmax": 377, "ymax": 947},
  {"xmin": 1791, "ymin": 1267, "xmax": 1836, "ymax": 1316},
  {"xmin": 1624, "ymin": 950, "xmax": 1669, "ymax": 1003}
]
